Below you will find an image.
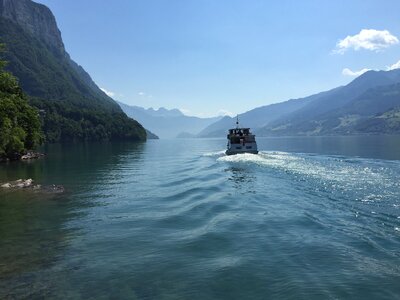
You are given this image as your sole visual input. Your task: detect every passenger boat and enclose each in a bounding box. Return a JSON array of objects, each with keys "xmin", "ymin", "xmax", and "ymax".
[{"xmin": 226, "ymin": 117, "xmax": 258, "ymax": 155}]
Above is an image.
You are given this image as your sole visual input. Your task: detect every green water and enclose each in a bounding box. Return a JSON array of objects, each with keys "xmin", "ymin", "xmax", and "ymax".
[{"xmin": 1, "ymin": 137, "xmax": 400, "ymax": 299}]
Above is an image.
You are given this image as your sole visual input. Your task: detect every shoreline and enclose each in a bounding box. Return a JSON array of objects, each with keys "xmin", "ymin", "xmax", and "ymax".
[
  {"xmin": 0, "ymin": 178, "xmax": 65, "ymax": 194},
  {"xmin": 0, "ymin": 151, "xmax": 45, "ymax": 163}
]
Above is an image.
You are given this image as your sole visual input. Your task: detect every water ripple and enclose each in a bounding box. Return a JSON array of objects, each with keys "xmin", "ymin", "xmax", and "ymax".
[{"xmin": 2, "ymin": 140, "xmax": 400, "ymax": 299}]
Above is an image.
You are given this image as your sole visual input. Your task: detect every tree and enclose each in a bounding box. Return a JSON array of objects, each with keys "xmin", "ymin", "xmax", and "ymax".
[{"xmin": 0, "ymin": 44, "xmax": 43, "ymax": 160}]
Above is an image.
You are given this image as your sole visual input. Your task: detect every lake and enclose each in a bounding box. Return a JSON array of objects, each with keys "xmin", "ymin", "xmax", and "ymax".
[{"xmin": 1, "ymin": 136, "xmax": 400, "ymax": 299}]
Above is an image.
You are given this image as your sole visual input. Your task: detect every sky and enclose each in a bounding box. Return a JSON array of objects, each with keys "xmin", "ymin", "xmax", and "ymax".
[{"xmin": 35, "ymin": 0, "xmax": 400, "ymax": 117}]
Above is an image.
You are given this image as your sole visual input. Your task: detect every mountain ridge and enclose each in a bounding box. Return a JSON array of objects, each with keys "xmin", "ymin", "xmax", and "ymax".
[
  {"xmin": 117, "ymin": 101, "xmax": 221, "ymax": 138},
  {"xmin": 259, "ymin": 69, "xmax": 400, "ymax": 135}
]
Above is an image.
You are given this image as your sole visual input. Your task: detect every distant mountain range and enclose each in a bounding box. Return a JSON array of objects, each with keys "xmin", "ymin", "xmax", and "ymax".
[
  {"xmin": 117, "ymin": 101, "xmax": 221, "ymax": 138},
  {"xmin": 2, "ymin": 0, "xmax": 399, "ymax": 142},
  {"xmin": 199, "ymin": 69, "xmax": 400, "ymax": 137},
  {"xmin": 0, "ymin": 0, "xmax": 146, "ymax": 142}
]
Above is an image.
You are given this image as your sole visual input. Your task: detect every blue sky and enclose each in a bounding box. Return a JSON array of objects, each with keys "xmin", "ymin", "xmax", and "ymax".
[{"xmin": 36, "ymin": 0, "xmax": 400, "ymax": 117}]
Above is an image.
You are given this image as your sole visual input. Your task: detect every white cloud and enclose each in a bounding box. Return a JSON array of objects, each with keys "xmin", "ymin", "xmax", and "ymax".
[
  {"xmin": 342, "ymin": 67, "xmax": 371, "ymax": 77},
  {"xmin": 387, "ymin": 59, "xmax": 400, "ymax": 70},
  {"xmin": 138, "ymin": 92, "xmax": 145, "ymax": 96},
  {"xmin": 100, "ymin": 87, "xmax": 115, "ymax": 98},
  {"xmin": 334, "ymin": 29, "xmax": 399, "ymax": 54}
]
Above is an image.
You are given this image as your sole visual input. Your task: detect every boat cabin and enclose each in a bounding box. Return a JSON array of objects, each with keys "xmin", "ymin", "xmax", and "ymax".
[{"xmin": 226, "ymin": 119, "xmax": 258, "ymax": 155}]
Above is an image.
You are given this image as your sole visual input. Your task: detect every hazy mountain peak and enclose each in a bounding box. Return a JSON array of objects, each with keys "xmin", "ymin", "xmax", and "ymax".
[
  {"xmin": 117, "ymin": 101, "xmax": 222, "ymax": 138},
  {"xmin": 143, "ymin": 106, "xmax": 183, "ymax": 117}
]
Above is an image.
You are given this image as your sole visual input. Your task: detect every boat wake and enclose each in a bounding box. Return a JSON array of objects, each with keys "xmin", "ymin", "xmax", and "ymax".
[
  {"xmin": 217, "ymin": 151, "xmax": 400, "ymax": 211},
  {"xmin": 202, "ymin": 150, "xmax": 226, "ymax": 158},
  {"xmin": 218, "ymin": 151, "xmax": 382, "ymax": 180}
]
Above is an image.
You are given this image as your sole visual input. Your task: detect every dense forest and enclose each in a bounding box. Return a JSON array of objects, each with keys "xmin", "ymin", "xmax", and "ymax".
[{"xmin": 0, "ymin": 45, "xmax": 42, "ymax": 160}]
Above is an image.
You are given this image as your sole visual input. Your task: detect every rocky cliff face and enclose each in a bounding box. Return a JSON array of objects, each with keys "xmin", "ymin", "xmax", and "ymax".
[
  {"xmin": 0, "ymin": 0, "xmax": 65, "ymax": 56},
  {"xmin": 0, "ymin": 0, "xmax": 147, "ymax": 141},
  {"xmin": 0, "ymin": 0, "xmax": 112, "ymax": 99}
]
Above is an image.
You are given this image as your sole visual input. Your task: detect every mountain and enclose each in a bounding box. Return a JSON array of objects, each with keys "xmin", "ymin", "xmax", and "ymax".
[
  {"xmin": 142, "ymin": 107, "xmax": 184, "ymax": 118},
  {"xmin": 0, "ymin": 0, "xmax": 146, "ymax": 142},
  {"xmin": 296, "ymin": 82, "xmax": 400, "ymax": 135},
  {"xmin": 259, "ymin": 69, "xmax": 400, "ymax": 135},
  {"xmin": 197, "ymin": 87, "xmax": 341, "ymax": 137},
  {"xmin": 196, "ymin": 116, "xmax": 233, "ymax": 137},
  {"xmin": 201, "ymin": 69, "xmax": 400, "ymax": 137},
  {"xmin": 117, "ymin": 101, "xmax": 221, "ymax": 138},
  {"xmin": 353, "ymin": 106, "xmax": 400, "ymax": 134},
  {"xmin": 332, "ymin": 84, "xmax": 400, "ymax": 134},
  {"xmin": 145, "ymin": 129, "xmax": 159, "ymax": 139}
]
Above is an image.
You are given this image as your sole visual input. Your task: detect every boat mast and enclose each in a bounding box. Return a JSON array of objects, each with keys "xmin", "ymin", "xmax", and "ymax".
[{"xmin": 236, "ymin": 115, "xmax": 239, "ymax": 129}]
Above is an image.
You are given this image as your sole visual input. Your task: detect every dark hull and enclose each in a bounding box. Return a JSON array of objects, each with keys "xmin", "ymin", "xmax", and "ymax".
[{"xmin": 225, "ymin": 150, "xmax": 259, "ymax": 156}]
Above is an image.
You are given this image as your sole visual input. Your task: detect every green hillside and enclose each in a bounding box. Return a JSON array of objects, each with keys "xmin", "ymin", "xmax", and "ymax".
[{"xmin": 258, "ymin": 80, "xmax": 400, "ymax": 136}]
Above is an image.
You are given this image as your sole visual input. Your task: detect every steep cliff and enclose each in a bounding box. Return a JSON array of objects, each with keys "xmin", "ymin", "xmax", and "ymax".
[
  {"xmin": 0, "ymin": 0, "xmax": 64, "ymax": 55},
  {"xmin": 0, "ymin": 0, "xmax": 146, "ymax": 142}
]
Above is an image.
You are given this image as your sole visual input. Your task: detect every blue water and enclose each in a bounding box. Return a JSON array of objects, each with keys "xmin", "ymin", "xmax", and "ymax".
[{"xmin": 1, "ymin": 136, "xmax": 400, "ymax": 299}]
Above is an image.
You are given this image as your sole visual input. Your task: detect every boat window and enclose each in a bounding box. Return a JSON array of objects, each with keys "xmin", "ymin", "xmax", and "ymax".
[
  {"xmin": 246, "ymin": 146, "xmax": 252, "ymax": 149},
  {"xmin": 236, "ymin": 146, "xmax": 242, "ymax": 149}
]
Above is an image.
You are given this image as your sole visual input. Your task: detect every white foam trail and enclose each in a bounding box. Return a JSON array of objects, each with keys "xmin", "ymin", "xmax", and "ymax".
[
  {"xmin": 202, "ymin": 150, "xmax": 226, "ymax": 157},
  {"xmin": 216, "ymin": 151, "xmax": 397, "ymax": 199},
  {"xmin": 218, "ymin": 152, "xmax": 263, "ymax": 163}
]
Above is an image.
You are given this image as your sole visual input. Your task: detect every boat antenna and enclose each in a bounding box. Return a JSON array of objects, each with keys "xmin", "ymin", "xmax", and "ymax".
[{"xmin": 236, "ymin": 115, "xmax": 239, "ymax": 129}]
